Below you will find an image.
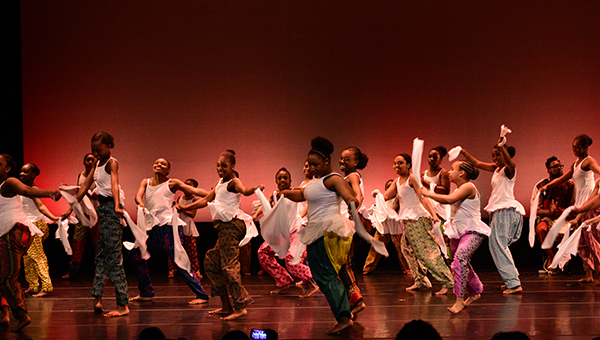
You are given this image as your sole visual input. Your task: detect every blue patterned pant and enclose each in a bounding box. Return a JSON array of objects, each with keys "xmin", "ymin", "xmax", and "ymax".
[{"xmin": 488, "ymin": 207, "xmax": 523, "ymax": 289}]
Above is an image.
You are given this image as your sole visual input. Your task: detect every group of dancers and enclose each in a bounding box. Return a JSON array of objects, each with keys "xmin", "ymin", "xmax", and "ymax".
[{"xmin": 1, "ymin": 129, "xmax": 599, "ymax": 335}]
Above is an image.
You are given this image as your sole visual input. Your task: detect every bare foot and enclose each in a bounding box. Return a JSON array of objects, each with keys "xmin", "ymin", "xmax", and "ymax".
[
  {"xmin": 33, "ymin": 291, "xmax": 48, "ymax": 298},
  {"xmin": 104, "ymin": 305, "xmax": 129, "ymax": 318},
  {"xmin": 406, "ymin": 283, "xmax": 431, "ymax": 291},
  {"xmin": 93, "ymin": 298, "xmax": 103, "ymax": 314},
  {"xmin": 503, "ymin": 286, "xmax": 523, "ymax": 295},
  {"xmin": 131, "ymin": 295, "xmax": 153, "ymax": 302},
  {"xmin": 299, "ymin": 282, "xmax": 320, "ymax": 298},
  {"xmin": 220, "ymin": 308, "xmax": 247, "ymax": 320},
  {"xmin": 194, "ymin": 271, "xmax": 203, "ymax": 280},
  {"xmin": 188, "ymin": 298, "xmax": 208, "ymax": 305},
  {"xmin": 578, "ymin": 276, "xmax": 594, "ymax": 283},
  {"xmin": 0, "ymin": 307, "xmax": 9, "ymax": 328},
  {"xmin": 325, "ymin": 316, "xmax": 353, "ymax": 334},
  {"xmin": 435, "ymin": 287, "xmax": 450, "ymax": 295},
  {"xmin": 270, "ymin": 283, "xmax": 294, "ymax": 295},
  {"xmin": 295, "ymin": 281, "xmax": 307, "ymax": 288},
  {"xmin": 362, "ymin": 270, "xmax": 371, "ymax": 275},
  {"xmin": 12, "ymin": 314, "xmax": 30, "ymax": 332},
  {"xmin": 351, "ymin": 301, "xmax": 366, "ymax": 318},
  {"xmin": 62, "ymin": 273, "xmax": 71, "ymax": 280},
  {"xmin": 208, "ymin": 308, "xmax": 233, "ymax": 316},
  {"xmin": 168, "ymin": 270, "xmax": 176, "ymax": 278},
  {"xmin": 464, "ymin": 294, "xmax": 480, "ymax": 306},
  {"xmin": 447, "ymin": 297, "xmax": 465, "ymax": 314}
]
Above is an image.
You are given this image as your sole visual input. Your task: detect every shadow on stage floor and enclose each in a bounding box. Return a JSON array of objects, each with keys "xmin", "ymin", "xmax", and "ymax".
[{"xmin": 3, "ymin": 265, "xmax": 600, "ymax": 340}]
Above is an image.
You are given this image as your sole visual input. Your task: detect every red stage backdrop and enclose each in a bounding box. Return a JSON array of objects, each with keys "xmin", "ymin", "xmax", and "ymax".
[{"xmin": 21, "ymin": 1, "xmax": 600, "ymax": 221}]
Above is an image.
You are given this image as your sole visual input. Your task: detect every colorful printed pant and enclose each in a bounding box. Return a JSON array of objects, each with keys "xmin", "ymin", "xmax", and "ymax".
[
  {"xmin": 306, "ymin": 236, "xmax": 351, "ymax": 321},
  {"xmin": 167, "ymin": 235, "xmax": 200, "ymax": 276},
  {"xmin": 0, "ymin": 223, "xmax": 33, "ymax": 316},
  {"xmin": 204, "ymin": 219, "xmax": 253, "ymax": 309},
  {"xmin": 257, "ymin": 239, "xmax": 313, "ymax": 288},
  {"xmin": 488, "ymin": 207, "xmax": 522, "ymax": 289},
  {"xmin": 363, "ymin": 231, "xmax": 410, "ymax": 274},
  {"xmin": 338, "ymin": 236, "xmax": 363, "ymax": 307},
  {"xmin": 23, "ymin": 220, "xmax": 53, "ymax": 293},
  {"xmin": 91, "ymin": 200, "xmax": 129, "ymax": 306},
  {"xmin": 578, "ymin": 208, "xmax": 600, "ymax": 272},
  {"xmin": 68, "ymin": 221, "xmax": 100, "ymax": 277},
  {"xmin": 401, "ymin": 217, "xmax": 453, "ymax": 289},
  {"xmin": 449, "ymin": 232, "xmax": 486, "ymax": 298},
  {"xmin": 130, "ymin": 225, "xmax": 208, "ymax": 299}
]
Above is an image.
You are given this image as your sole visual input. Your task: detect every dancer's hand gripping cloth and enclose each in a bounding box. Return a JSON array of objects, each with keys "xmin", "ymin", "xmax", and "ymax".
[
  {"xmin": 59, "ymin": 184, "xmax": 98, "ymax": 227},
  {"xmin": 498, "ymin": 124, "xmax": 512, "ymax": 147},
  {"xmin": 55, "ymin": 216, "xmax": 77, "ymax": 255},
  {"xmin": 411, "ymin": 138, "xmax": 424, "ymax": 188},
  {"xmin": 541, "ymin": 206, "xmax": 575, "ymax": 249},
  {"xmin": 122, "ymin": 207, "xmax": 150, "ymax": 260},
  {"xmin": 255, "ymin": 189, "xmax": 296, "ymax": 258},
  {"xmin": 448, "ymin": 146, "xmax": 462, "ymax": 162}
]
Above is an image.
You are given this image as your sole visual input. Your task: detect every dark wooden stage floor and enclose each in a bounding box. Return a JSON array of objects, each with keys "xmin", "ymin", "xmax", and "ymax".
[{"xmin": 3, "ymin": 267, "xmax": 600, "ymax": 340}]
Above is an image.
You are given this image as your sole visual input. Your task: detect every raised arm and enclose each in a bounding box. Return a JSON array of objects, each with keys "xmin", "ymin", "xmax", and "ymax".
[
  {"xmin": 540, "ymin": 162, "xmax": 574, "ymax": 193},
  {"xmin": 460, "ymin": 148, "xmax": 496, "ymax": 172},
  {"xmin": 583, "ymin": 156, "xmax": 600, "ymax": 176},
  {"xmin": 409, "ymin": 175, "xmax": 439, "ymax": 222},
  {"xmin": 282, "ymin": 188, "xmax": 305, "ymax": 202},
  {"xmin": 497, "ymin": 144, "xmax": 516, "ymax": 179},
  {"xmin": 229, "ymin": 178, "xmax": 264, "ymax": 196},
  {"xmin": 422, "ymin": 182, "xmax": 475, "ymax": 205},
  {"xmin": 2, "ymin": 178, "xmax": 60, "ymax": 200}
]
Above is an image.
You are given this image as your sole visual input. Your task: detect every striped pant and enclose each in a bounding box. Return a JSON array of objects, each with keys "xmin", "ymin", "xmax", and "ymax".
[
  {"xmin": 0, "ymin": 223, "xmax": 34, "ymax": 316},
  {"xmin": 23, "ymin": 220, "xmax": 53, "ymax": 293},
  {"xmin": 488, "ymin": 207, "xmax": 522, "ymax": 289}
]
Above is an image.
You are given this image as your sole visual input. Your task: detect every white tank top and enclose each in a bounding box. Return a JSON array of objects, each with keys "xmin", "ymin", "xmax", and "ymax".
[
  {"xmin": 444, "ymin": 183, "xmax": 491, "ymax": 239},
  {"xmin": 94, "ymin": 158, "xmax": 116, "ymax": 197},
  {"xmin": 20, "ymin": 194, "xmax": 50, "ymax": 223},
  {"xmin": 340, "ymin": 172, "xmax": 366, "ymax": 218},
  {"xmin": 423, "ymin": 170, "xmax": 450, "ymax": 220},
  {"xmin": 144, "ymin": 179, "xmax": 184, "ymax": 226},
  {"xmin": 396, "ymin": 176, "xmax": 429, "ymax": 220},
  {"xmin": 300, "ymin": 173, "xmax": 353, "ymax": 245},
  {"xmin": 573, "ymin": 156, "xmax": 595, "ymax": 207},
  {"xmin": 484, "ymin": 167, "xmax": 525, "ymax": 215},
  {"xmin": 0, "ymin": 182, "xmax": 41, "ymax": 237}
]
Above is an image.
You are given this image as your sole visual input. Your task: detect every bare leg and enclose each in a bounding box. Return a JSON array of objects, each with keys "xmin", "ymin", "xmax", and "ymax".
[
  {"xmin": 351, "ymin": 301, "xmax": 366, "ymax": 318},
  {"xmin": 448, "ymin": 297, "xmax": 465, "ymax": 314},
  {"xmin": 0, "ymin": 307, "xmax": 9, "ymax": 328},
  {"xmin": 94, "ymin": 297, "xmax": 103, "ymax": 314},
  {"xmin": 325, "ymin": 316, "xmax": 353, "ymax": 335},
  {"xmin": 209, "ymin": 295, "xmax": 234, "ymax": 316},
  {"xmin": 464, "ymin": 294, "xmax": 480, "ymax": 306},
  {"xmin": 299, "ymin": 281, "xmax": 320, "ymax": 298},
  {"xmin": 503, "ymin": 286, "xmax": 523, "ymax": 295},
  {"xmin": 12, "ymin": 309, "xmax": 31, "ymax": 332},
  {"xmin": 104, "ymin": 305, "xmax": 129, "ymax": 318}
]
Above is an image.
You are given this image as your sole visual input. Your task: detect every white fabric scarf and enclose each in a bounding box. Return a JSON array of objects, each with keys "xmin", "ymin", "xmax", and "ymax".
[
  {"xmin": 529, "ymin": 191, "xmax": 540, "ymax": 247},
  {"xmin": 541, "ymin": 206, "xmax": 575, "ymax": 249},
  {"xmin": 59, "ymin": 184, "xmax": 98, "ymax": 227},
  {"xmin": 255, "ymin": 189, "xmax": 296, "ymax": 258}
]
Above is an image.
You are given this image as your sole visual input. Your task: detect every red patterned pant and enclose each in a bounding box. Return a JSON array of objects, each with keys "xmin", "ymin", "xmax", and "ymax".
[{"xmin": 257, "ymin": 241, "xmax": 313, "ymax": 287}]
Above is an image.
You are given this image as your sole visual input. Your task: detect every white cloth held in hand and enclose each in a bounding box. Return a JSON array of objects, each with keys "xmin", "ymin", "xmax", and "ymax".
[
  {"xmin": 59, "ymin": 184, "xmax": 98, "ymax": 227},
  {"xmin": 351, "ymin": 201, "xmax": 388, "ymax": 257},
  {"xmin": 541, "ymin": 206, "xmax": 574, "ymax": 249},
  {"xmin": 255, "ymin": 189, "xmax": 296, "ymax": 258},
  {"xmin": 448, "ymin": 146, "xmax": 462, "ymax": 162},
  {"xmin": 549, "ymin": 223, "xmax": 587, "ymax": 269},
  {"xmin": 529, "ymin": 191, "xmax": 540, "ymax": 248},
  {"xmin": 411, "ymin": 138, "xmax": 424, "ymax": 188},
  {"xmin": 498, "ymin": 124, "xmax": 512, "ymax": 147},
  {"xmin": 55, "ymin": 217, "xmax": 74, "ymax": 255}
]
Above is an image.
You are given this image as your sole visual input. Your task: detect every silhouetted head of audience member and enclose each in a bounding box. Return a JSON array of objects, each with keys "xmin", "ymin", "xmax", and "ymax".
[
  {"xmin": 139, "ymin": 327, "xmax": 167, "ymax": 340},
  {"xmin": 221, "ymin": 330, "xmax": 250, "ymax": 340},
  {"xmin": 490, "ymin": 331, "xmax": 530, "ymax": 340},
  {"xmin": 396, "ymin": 319, "xmax": 442, "ymax": 340}
]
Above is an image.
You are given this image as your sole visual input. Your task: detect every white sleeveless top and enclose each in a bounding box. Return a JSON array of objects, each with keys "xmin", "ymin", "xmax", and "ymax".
[
  {"xmin": 423, "ymin": 170, "xmax": 450, "ymax": 220},
  {"xmin": 573, "ymin": 156, "xmax": 595, "ymax": 207},
  {"xmin": 484, "ymin": 167, "xmax": 525, "ymax": 215},
  {"xmin": 0, "ymin": 182, "xmax": 42, "ymax": 237},
  {"xmin": 21, "ymin": 194, "xmax": 51, "ymax": 223},
  {"xmin": 93, "ymin": 157, "xmax": 125, "ymax": 202},
  {"xmin": 396, "ymin": 176, "xmax": 429, "ymax": 220},
  {"xmin": 300, "ymin": 173, "xmax": 353, "ymax": 245},
  {"xmin": 340, "ymin": 172, "xmax": 367, "ymax": 218},
  {"xmin": 144, "ymin": 179, "xmax": 185, "ymax": 227},
  {"xmin": 444, "ymin": 183, "xmax": 491, "ymax": 239}
]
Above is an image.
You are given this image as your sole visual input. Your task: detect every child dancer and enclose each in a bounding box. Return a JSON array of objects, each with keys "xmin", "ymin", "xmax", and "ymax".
[
  {"xmin": 461, "ymin": 141, "xmax": 525, "ymax": 294},
  {"xmin": 422, "ymin": 146, "xmax": 451, "ymax": 218},
  {"xmin": 19, "ymin": 163, "xmax": 58, "ymax": 297},
  {"xmin": 363, "ymin": 179, "xmax": 410, "ymax": 275},
  {"xmin": 168, "ymin": 178, "xmax": 203, "ymax": 280},
  {"xmin": 421, "ymin": 161, "xmax": 490, "ymax": 313},
  {"xmin": 282, "ymin": 137, "xmax": 357, "ymax": 334},
  {"xmin": 338, "ymin": 147, "xmax": 369, "ymax": 314},
  {"xmin": 74, "ymin": 132, "xmax": 129, "ymax": 317},
  {"xmin": 62, "ymin": 153, "xmax": 100, "ymax": 280},
  {"xmin": 0, "ymin": 154, "xmax": 60, "ymax": 331},
  {"xmin": 179, "ymin": 150, "xmax": 262, "ymax": 320},
  {"xmin": 540, "ymin": 134, "xmax": 600, "ymax": 283},
  {"xmin": 255, "ymin": 167, "xmax": 319, "ymax": 297},
  {"xmin": 130, "ymin": 158, "xmax": 209, "ymax": 304},
  {"xmin": 383, "ymin": 153, "xmax": 453, "ymax": 294}
]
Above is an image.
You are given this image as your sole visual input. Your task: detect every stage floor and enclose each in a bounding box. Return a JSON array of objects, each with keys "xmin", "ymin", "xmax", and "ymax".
[{"xmin": 3, "ymin": 267, "xmax": 600, "ymax": 340}]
